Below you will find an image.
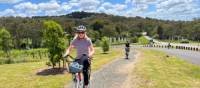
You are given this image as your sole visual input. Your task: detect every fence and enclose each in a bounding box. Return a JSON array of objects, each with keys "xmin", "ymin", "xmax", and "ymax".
[{"xmin": 143, "ymin": 43, "xmax": 200, "ymax": 52}]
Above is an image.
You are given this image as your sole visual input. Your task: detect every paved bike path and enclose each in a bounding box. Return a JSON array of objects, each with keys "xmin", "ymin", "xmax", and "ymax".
[{"xmin": 65, "ymin": 48, "xmax": 136, "ymax": 88}]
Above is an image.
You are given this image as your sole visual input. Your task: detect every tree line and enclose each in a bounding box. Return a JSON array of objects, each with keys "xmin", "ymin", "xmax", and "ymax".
[{"xmin": 0, "ymin": 11, "xmax": 200, "ymax": 49}]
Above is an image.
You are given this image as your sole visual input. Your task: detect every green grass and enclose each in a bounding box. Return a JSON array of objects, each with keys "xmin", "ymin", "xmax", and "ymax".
[
  {"xmin": 132, "ymin": 49, "xmax": 200, "ymax": 88},
  {"xmin": 159, "ymin": 39, "xmax": 180, "ymax": 43},
  {"xmin": 159, "ymin": 39, "xmax": 200, "ymax": 45},
  {"xmin": 189, "ymin": 41, "xmax": 200, "ymax": 46},
  {"xmin": 0, "ymin": 62, "xmax": 66, "ymax": 88},
  {"xmin": 139, "ymin": 36, "xmax": 150, "ymax": 45},
  {"xmin": 0, "ymin": 47, "xmax": 123, "ymax": 88}
]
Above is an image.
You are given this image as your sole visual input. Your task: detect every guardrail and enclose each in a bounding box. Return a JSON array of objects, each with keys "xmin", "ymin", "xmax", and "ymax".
[
  {"xmin": 143, "ymin": 35, "xmax": 200, "ymax": 52},
  {"xmin": 143, "ymin": 44, "xmax": 200, "ymax": 52}
]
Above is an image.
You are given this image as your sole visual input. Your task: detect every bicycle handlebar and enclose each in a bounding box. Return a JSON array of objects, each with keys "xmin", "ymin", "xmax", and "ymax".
[{"xmin": 63, "ymin": 54, "xmax": 93, "ymax": 61}]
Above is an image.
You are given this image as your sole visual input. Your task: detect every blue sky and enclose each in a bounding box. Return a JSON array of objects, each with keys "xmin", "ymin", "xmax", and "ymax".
[{"xmin": 0, "ymin": 0, "xmax": 200, "ymax": 21}]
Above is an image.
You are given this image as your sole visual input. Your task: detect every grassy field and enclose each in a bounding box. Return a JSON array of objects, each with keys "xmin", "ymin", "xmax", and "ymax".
[
  {"xmin": 132, "ymin": 49, "xmax": 200, "ymax": 88},
  {"xmin": 0, "ymin": 47, "xmax": 123, "ymax": 88},
  {"xmin": 159, "ymin": 39, "xmax": 200, "ymax": 46},
  {"xmin": 159, "ymin": 39, "xmax": 181, "ymax": 43}
]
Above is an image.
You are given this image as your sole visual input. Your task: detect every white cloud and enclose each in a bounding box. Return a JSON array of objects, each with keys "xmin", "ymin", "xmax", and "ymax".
[
  {"xmin": 43, "ymin": 2, "xmax": 73, "ymax": 16},
  {"xmin": 151, "ymin": 0, "xmax": 200, "ymax": 20},
  {"xmin": 124, "ymin": 0, "xmax": 200, "ymax": 20},
  {"xmin": 0, "ymin": 0, "xmax": 23, "ymax": 3},
  {"xmin": 135, "ymin": 4, "xmax": 148, "ymax": 12},
  {"xmin": 132, "ymin": 0, "xmax": 157, "ymax": 4},
  {"xmin": 62, "ymin": 2, "xmax": 72, "ymax": 10},
  {"xmin": 12, "ymin": 0, "xmax": 73, "ymax": 16},
  {"xmin": 157, "ymin": 0, "xmax": 193, "ymax": 10},
  {"xmin": 37, "ymin": 0, "xmax": 72, "ymax": 16},
  {"xmin": 14, "ymin": 2, "xmax": 40, "ymax": 17},
  {"xmin": 14, "ymin": 2, "xmax": 38, "ymax": 10},
  {"xmin": 80, "ymin": 0, "xmax": 100, "ymax": 11},
  {"xmin": 126, "ymin": 0, "xmax": 158, "ymax": 12},
  {"xmin": 125, "ymin": 0, "xmax": 131, "ymax": 4},
  {"xmin": 98, "ymin": 2, "xmax": 127, "ymax": 15},
  {"xmin": 0, "ymin": 9, "xmax": 15, "ymax": 16},
  {"xmin": 68, "ymin": 0, "xmax": 79, "ymax": 7},
  {"xmin": 1, "ymin": 0, "xmax": 200, "ymax": 20},
  {"xmin": 115, "ymin": 4, "xmax": 127, "ymax": 11},
  {"xmin": 38, "ymin": 0, "xmax": 60, "ymax": 11},
  {"xmin": 68, "ymin": 0, "xmax": 101, "ymax": 12}
]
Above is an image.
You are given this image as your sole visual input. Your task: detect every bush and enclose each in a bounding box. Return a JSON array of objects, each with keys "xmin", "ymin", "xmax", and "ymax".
[
  {"xmin": 101, "ymin": 37, "xmax": 110, "ymax": 53},
  {"xmin": 130, "ymin": 37, "xmax": 138, "ymax": 43},
  {"xmin": 138, "ymin": 36, "xmax": 150, "ymax": 45},
  {"xmin": 4, "ymin": 57, "xmax": 14, "ymax": 64},
  {"xmin": 94, "ymin": 39, "xmax": 101, "ymax": 47},
  {"xmin": 180, "ymin": 40, "xmax": 189, "ymax": 43}
]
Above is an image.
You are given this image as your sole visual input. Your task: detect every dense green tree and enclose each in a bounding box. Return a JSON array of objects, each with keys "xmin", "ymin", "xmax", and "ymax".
[
  {"xmin": 192, "ymin": 23, "xmax": 200, "ymax": 40},
  {"xmin": 0, "ymin": 28, "xmax": 12, "ymax": 57},
  {"xmin": 91, "ymin": 20, "xmax": 104, "ymax": 37},
  {"xmin": 43, "ymin": 20, "xmax": 67, "ymax": 68},
  {"xmin": 157, "ymin": 25, "xmax": 164, "ymax": 39}
]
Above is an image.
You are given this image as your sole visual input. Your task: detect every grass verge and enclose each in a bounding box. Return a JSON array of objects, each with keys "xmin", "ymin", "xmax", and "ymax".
[{"xmin": 132, "ymin": 49, "xmax": 200, "ymax": 88}]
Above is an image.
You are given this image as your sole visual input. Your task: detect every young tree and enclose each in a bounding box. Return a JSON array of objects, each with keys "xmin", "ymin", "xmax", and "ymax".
[
  {"xmin": 0, "ymin": 28, "xmax": 12, "ymax": 58},
  {"xmin": 101, "ymin": 36, "xmax": 110, "ymax": 53},
  {"xmin": 43, "ymin": 21, "xmax": 67, "ymax": 68},
  {"xmin": 157, "ymin": 25, "xmax": 164, "ymax": 39}
]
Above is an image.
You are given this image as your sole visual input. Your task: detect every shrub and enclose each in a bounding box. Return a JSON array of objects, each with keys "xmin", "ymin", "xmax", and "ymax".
[
  {"xmin": 43, "ymin": 20, "xmax": 67, "ymax": 68},
  {"xmin": 180, "ymin": 40, "xmax": 189, "ymax": 43},
  {"xmin": 130, "ymin": 37, "xmax": 138, "ymax": 43},
  {"xmin": 95, "ymin": 39, "xmax": 101, "ymax": 47},
  {"xmin": 138, "ymin": 36, "xmax": 150, "ymax": 45},
  {"xmin": 101, "ymin": 37, "xmax": 110, "ymax": 53}
]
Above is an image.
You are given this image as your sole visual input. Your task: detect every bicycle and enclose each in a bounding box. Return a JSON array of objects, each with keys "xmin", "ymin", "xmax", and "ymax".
[{"xmin": 64, "ymin": 54, "xmax": 92, "ymax": 88}]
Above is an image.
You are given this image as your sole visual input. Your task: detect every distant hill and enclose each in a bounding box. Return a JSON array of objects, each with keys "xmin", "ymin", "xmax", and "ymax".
[{"xmin": 0, "ymin": 11, "xmax": 199, "ymax": 48}]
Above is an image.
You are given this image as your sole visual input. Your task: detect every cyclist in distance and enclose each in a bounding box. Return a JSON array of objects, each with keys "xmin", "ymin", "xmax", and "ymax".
[
  {"xmin": 64, "ymin": 25, "xmax": 95, "ymax": 88},
  {"xmin": 125, "ymin": 41, "xmax": 130, "ymax": 59}
]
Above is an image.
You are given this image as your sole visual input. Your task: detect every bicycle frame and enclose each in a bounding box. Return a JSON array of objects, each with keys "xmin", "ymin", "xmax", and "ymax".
[
  {"xmin": 72, "ymin": 72, "xmax": 84, "ymax": 88},
  {"xmin": 64, "ymin": 54, "xmax": 92, "ymax": 88}
]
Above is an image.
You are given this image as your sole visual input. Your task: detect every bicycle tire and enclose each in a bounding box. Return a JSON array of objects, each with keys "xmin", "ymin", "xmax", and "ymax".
[{"xmin": 72, "ymin": 73, "xmax": 80, "ymax": 88}]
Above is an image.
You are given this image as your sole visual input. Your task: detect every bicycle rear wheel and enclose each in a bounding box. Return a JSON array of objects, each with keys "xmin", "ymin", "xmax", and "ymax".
[
  {"xmin": 125, "ymin": 52, "xmax": 129, "ymax": 59},
  {"xmin": 72, "ymin": 73, "xmax": 80, "ymax": 88}
]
